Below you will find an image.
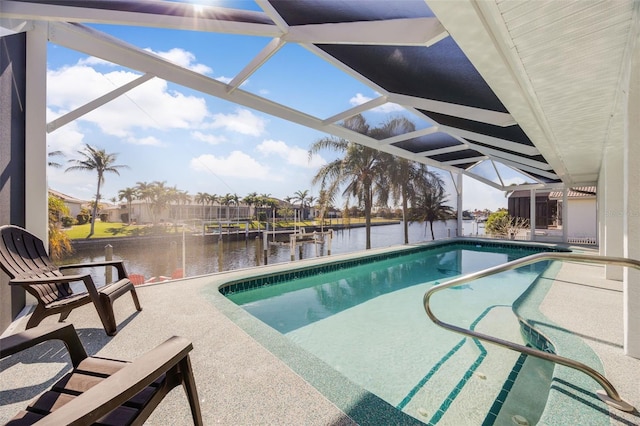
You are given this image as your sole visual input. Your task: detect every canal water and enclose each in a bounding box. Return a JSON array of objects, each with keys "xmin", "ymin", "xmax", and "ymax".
[{"xmin": 61, "ymin": 220, "xmax": 484, "ymax": 282}]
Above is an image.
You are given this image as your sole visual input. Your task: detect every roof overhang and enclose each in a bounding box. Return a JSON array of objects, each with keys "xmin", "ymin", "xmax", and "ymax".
[{"xmin": 2, "ymin": 0, "xmax": 638, "ymax": 191}]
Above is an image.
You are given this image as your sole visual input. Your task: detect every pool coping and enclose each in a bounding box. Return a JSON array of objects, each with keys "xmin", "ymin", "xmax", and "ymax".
[{"xmin": 208, "ymin": 237, "xmax": 574, "ymax": 425}]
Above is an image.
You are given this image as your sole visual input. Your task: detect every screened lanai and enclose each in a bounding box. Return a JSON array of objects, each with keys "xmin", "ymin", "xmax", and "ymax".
[{"xmin": 1, "ymin": 0, "xmax": 639, "ymax": 354}]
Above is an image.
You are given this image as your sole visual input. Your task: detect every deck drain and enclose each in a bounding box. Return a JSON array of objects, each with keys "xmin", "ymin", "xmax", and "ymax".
[
  {"xmin": 417, "ymin": 408, "xmax": 429, "ymax": 418},
  {"xmin": 512, "ymin": 414, "xmax": 529, "ymax": 425}
]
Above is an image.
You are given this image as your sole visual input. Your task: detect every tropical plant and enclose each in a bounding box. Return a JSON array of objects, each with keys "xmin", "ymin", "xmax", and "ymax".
[
  {"xmin": 48, "ymin": 194, "xmax": 72, "ymax": 260},
  {"xmin": 243, "ymin": 192, "xmax": 258, "ymax": 220},
  {"xmin": 410, "ymin": 173, "xmax": 453, "ymax": 240},
  {"xmin": 176, "ymin": 189, "xmax": 191, "ymax": 221},
  {"xmin": 292, "ymin": 189, "xmax": 310, "ymax": 220},
  {"xmin": 118, "ymin": 187, "xmax": 138, "ymax": 224},
  {"xmin": 485, "ymin": 209, "xmax": 529, "ymax": 238},
  {"xmin": 195, "ymin": 192, "xmax": 209, "ymax": 220},
  {"xmin": 315, "ymin": 189, "xmax": 334, "ymax": 228},
  {"xmin": 66, "ymin": 144, "xmax": 128, "ymax": 238},
  {"xmin": 47, "ymin": 150, "xmax": 64, "ymax": 168},
  {"xmin": 309, "ymin": 114, "xmax": 396, "ymax": 249}
]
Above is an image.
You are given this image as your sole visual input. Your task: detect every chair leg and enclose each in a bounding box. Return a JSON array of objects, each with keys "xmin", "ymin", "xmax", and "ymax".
[
  {"xmin": 25, "ymin": 304, "xmax": 48, "ymax": 329},
  {"xmin": 179, "ymin": 356, "xmax": 203, "ymax": 426},
  {"xmin": 59, "ymin": 309, "xmax": 72, "ymax": 322},
  {"xmin": 96, "ymin": 296, "xmax": 118, "ymax": 336},
  {"xmin": 129, "ymin": 286, "xmax": 142, "ymax": 311}
]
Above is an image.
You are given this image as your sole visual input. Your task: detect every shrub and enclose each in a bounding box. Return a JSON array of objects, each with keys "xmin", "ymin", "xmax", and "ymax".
[
  {"xmin": 61, "ymin": 216, "xmax": 75, "ymax": 228},
  {"xmin": 486, "ymin": 210, "xmax": 529, "ymax": 237},
  {"xmin": 76, "ymin": 213, "xmax": 90, "ymax": 225}
]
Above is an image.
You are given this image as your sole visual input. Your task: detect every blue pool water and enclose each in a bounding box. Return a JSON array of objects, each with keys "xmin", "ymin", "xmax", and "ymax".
[{"xmin": 224, "ymin": 242, "xmax": 563, "ymax": 424}]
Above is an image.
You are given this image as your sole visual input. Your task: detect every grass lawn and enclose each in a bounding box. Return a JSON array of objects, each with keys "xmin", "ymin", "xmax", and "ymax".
[
  {"xmin": 65, "ymin": 218, "xmax": 399, "ymax": 239},
  {"xmin": 64, "ymin": 222, "xmax": 169, "ymax": 239}
]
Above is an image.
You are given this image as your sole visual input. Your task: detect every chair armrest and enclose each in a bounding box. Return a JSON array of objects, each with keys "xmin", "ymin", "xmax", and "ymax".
[
  {"xmin": 60, "ymin": 260, "xmax": 128, "ymax": 280},
  {"xmin": 9, "ymin": 273, "xmax": 92, "ymax": 286},
  {"xmin": 0, "ymin": 323, "xmax": 88, "ymax": 367},
  {"xmin": 33, "ymin": 336, "xmax": 194, "ymax": 426}
]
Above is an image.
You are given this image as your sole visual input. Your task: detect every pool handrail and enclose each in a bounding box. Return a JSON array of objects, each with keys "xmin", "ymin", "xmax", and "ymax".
[{"xmin": 423, "ymin": 251, "xmax": 638, "ymax": 413}]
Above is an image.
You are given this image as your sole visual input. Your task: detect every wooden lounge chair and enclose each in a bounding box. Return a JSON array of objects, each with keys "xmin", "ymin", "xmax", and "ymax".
[
  {"xmin": 0, "ymin": 322, "xmax": 203, "ymax": 425},
  {"xmin": 0, "ymin": 225, "xmax": 142, "ymax": 336}
]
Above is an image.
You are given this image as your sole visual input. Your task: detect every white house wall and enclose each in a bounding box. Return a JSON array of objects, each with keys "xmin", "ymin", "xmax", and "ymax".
[{"xmin": 566, "ymin": 198, "xmax": 597, "ymax": 240}]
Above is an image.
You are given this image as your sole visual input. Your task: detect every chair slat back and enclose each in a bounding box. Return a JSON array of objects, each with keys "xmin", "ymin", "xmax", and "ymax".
[{"xmin": 0, "ymin": 225, "xmax": 73, "ymax": 303}]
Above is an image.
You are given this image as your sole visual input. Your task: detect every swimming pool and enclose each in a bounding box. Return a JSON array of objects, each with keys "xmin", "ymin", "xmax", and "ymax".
[{"xmin": 220, "ymin": 240, "xmax": 567, "ymax": 425}]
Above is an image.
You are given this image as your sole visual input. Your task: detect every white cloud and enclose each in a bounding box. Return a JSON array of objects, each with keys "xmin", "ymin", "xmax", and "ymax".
[
  {"xmin": 77, "ymin": 56, "xmax": 117, "ymax": 67},
  {"xmin": 215, "ymin": 76, "xmax": 232, "ymax": 84},
  {"xmin": 47, "ymin": 65, "xmax": 209, "ymax": 138},
  {"xmin": 127, "ymin": 135, "xmax": 163, "ymax": 146},
  {"xmin": 46, "ymin": 109, "xmax": 85, "ymax": 155},
  {"xmin": 190, "ymin": 151, "xmax": 279, "ymax": 180},
  {"xmin": 462, "ymin": 176, "xmax": 508, "ymax": 211},
  {"xmin": 191, "ymin": 131, "xmax": 226, "ymax": 145},
  {"xmin": 215, "ymin": 76, "xmax": 249, "ymax": 87},
  {"xmin": 144, "ymin": 47, "xmax": 213, "ymax": 75},
  {"xmin": 207, "ymin": 109, "xmax": 267, "ymax": 136},
  {"xmin": 349, "ymin": 93, "xmax": 404, "ymax": 113},
  {"xmin": 257, "ymin": 139, "xmax": 326, "ymax": 169}
]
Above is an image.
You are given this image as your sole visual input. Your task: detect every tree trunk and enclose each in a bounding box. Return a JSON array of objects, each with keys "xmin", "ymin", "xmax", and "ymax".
[
  {"xmin": 364, "ymin": 186, "xmax": 372, "ymax": 250},
  {"xmin": 402, "ymin": 190, "xmax": 409, "ymax": 244},
  {"xmin": 88, "ymin": 176, "xmax": 101, "ymax": 238},
  {"xmin": 430, "ymin": 220, "xmax": 435, "ymax": 240}
]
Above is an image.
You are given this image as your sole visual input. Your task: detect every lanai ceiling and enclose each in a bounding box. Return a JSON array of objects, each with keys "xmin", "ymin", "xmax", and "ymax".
[{"xmin": 1, "ymin": 0, "xmax": 638, "ymax": 191}]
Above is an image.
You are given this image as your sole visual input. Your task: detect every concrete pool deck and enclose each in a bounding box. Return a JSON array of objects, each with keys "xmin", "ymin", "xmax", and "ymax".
[{"xmin": 1, "ymin": 242, "xmax": 639, "ymax": 425}]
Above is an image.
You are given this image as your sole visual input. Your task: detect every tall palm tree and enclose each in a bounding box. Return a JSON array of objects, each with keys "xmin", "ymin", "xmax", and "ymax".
[
  {"xmin": 135, "ymin": 181, "xmax": 154, "ymax": 223},
  {"xmin": 292, "ymin": 189, "xmax": 310, "ymax": 220},
  {"xmin": 230, "ymin": 193, "xmax": 240, "ymax": 221},
  {"xmin": 383, "ymin": 155, "xmax": 440, "ymax": 244},
  {"xmin": 147, "ymin": 181, "xmax": 170, "ymax": 224},
  {"xmin": 206, "ymin": 193, "xmax": 218, "ymax": 221},
  {"xmin": 220, "ymin": 193, "xmax": 234, "ymax": 220},
  {"xmin": 410, "ymin": 173, "xmax": 453, "ymax": 240},
  {"xmin": 194, "ymin": 192, "xmax": 209, "ymax": 220},
  {"xmin": 118, "ymin": 187, "xmax": 138, "ymax": 224},
  {"xmin": 177, "ymin": 190, "xmax": 190, "ymax": 221},
  {"xmin": 66, "ymin": 144, "xmax": 128, "ymax": 238},
  {"xmin": 309, "ymin": 114, "xmax": 387, "ymax": 250},
  {"xmin": 243, "ymin": 192, "xmax": 258, "ymax": 221}
]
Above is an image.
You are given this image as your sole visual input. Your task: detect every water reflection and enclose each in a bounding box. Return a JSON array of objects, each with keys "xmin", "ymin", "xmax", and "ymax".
[
  {"xmin": 229, "ymin": 245, "xmax": 541, "ymax": 334},
  {"xmin": 62, "ymin": 220, "xmax": 476, "ymax": 281}
]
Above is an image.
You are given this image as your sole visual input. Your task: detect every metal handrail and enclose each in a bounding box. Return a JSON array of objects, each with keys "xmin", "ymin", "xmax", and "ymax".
[{"xmin": 423, "ymin": 252, "xmax": 638, "ymax": 412}]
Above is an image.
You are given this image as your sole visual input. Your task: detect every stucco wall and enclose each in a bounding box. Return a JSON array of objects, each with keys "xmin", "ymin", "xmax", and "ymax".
[{"xmin": 567, "ymin": 198, "xmax": 597, "ymax": 238}]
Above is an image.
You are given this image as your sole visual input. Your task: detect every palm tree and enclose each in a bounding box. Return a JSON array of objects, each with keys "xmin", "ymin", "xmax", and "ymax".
[
  {"xmin": 147, "ymin": 181, "xmax": 171, "ymax": 224},
  {"xmin": 48, "ymin": 150, "xmax": 64, "ymax": 168},
  {"xmin": 243, "ymin": 192, "xmax": 258, "ymax": 220},
  {"xmin": 194, "ymin": 192, "xmax": 209, "ymax": 220},
  {"xmin": 316, "ymin": 189, "xmax": 334, "ymax": 229},
  {"xmin": 135, "ymin": 181, "xmax": 154, "ymax": 222},
  {"xmin": 410, "ymin": 173, "xmax": 453, "ymax": 240},
  {"xmin": 177, "ymin": 190, "xmax": 190, "ymax": 221},
  {"xmin": 206, "ymin": 193, "xmax": 218, "ymax": 221},
  {"xmin": 309, "ymin": 115, "xmax": 388, "ymax": 250},
  {"xmin": 118, "ymin": 187, "xmax": 138, "ymax": 224},
  {"xmin": 220, "ymin": 193, "xmax": 234, "ymax": 221},
  {"xmin": 292, "ymin": 189, "xmax": 310, "ymax": 220},
  {"xmin": 232, "ymin": 193, "xmax": 240, "ymax": 221},
  {"xmin": 66, "ymin": 144, "xmax": 128, "ymax": 238},
  {"xmin": 383, "ymin": 155, "xmax": 440, "ymax": 244}
]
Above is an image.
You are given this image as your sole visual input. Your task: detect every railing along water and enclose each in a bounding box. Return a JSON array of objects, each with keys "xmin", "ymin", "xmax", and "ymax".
[{"xmin": 423, "ymin": 252, "xmax": 638, "ymax": 412}]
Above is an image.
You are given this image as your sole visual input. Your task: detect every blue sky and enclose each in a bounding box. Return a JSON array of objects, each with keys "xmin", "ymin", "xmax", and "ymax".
[{"xmin": 45, "ymin": 5, "xmax": 509, "ymax": 211}]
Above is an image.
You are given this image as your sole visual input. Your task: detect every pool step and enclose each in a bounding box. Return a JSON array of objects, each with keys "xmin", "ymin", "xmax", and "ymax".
[
  {"xmin": 399, "ymin": 306, "xmax": 525, "ymax": 425},
  {"xmin": 485, "ymin": 354, "xmax": 554, "ymax": 426}
]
